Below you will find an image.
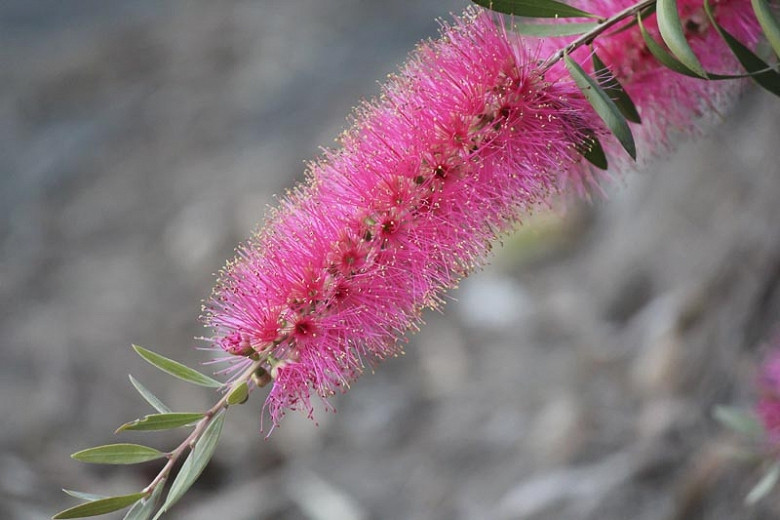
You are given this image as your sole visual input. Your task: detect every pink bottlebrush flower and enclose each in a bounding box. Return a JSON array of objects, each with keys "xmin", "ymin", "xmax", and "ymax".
[
  {"xmin": 757, "ymin": 349, "xmax": 780, "ymax": 445},
  {"xmin": 538, "ymin": 0, "xmax": 759, "ymax": 172},
  {"xmin": 203, "ymin": 8, "xmax": 599, "ymax": 427}
]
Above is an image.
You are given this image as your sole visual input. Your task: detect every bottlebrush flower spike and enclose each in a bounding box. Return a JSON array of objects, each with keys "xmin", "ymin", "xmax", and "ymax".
[{"xmin": 203, "ymin": 8, "xmax": 599, "ymax": 427}]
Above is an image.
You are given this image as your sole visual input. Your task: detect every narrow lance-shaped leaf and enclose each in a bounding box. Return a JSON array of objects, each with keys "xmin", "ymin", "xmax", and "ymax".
[
  {"xmin": 116, "ymin": 413, "xmax": 204, "ymax": 433},
  {"xmin": 153, "ymin": 411, "xmax": 227, "ymax": 519},
  {"xmin": 471, "ymin": 0, "xmax": 599, "ymax": 18},
  {"xmin": 52, "ymin": 493, "xmax": 147, "ymax": 519},
  {"xmin": 122, "ymin": 480, "xmax": 166, "ymax": 520},
  {"xmin": 746, "ymin": 463, "xmax": 780, "ymax": 505},
  {"xmin": 637, "ymin": 12, "xmax": 702, "ymax": 78},
  {"xmin": 704, "ymin": 0, "xmax": 780, "ymax": 97},
  {"xmin": 577, "ymin": 131, "xmax": 608, "ymax": 170},
  {"xmin": 129, "ymin": 375, "xmax": 172, "ymax": 414},
  {"xmin": 132, "ymin": 345, "xmax": 222, "ymax": 388},
  {"xmin": 512, "ymin": 21, "xmax": 598, "ymax": 37},
  {"xmin": 656, "ymin": 0, "xmax": 707, "ymax": 76},
  {"xmin": 713, "ymin": 405, "xmax": 765, "ymax": 437},
  {"xmin": 637, "ymin": 11, "xmax": 771, "ymax": 80},
  {"xmin": 564, "ymin": 52, "xmax": 636, "ymax": 159},
  {"xmin": 592, "ymin": 50, "xmax": 641, "ymax": 123},
  {"xmin": 751, "ymin": 0, "xmax": 780, "ymax": 58},
  {"xmin": 71, "ymin": 444, "xmax": 165, "ymax": 465}
]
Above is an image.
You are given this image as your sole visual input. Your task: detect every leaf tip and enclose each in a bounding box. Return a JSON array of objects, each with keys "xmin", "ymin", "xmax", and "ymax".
[{"xmin": 114, "ymin": 422, "xmax": 133, "ymax": 435}]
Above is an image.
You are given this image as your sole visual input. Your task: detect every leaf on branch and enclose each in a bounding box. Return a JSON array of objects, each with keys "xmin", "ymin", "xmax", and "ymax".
[
  {"xmin": 656, "ymin": 0, "xmax": 707, "ymax": 77},
  {"xmin": 132, "ymin": 345, "xmax": 222, "ymax": 388},
  {"xmin": 129, "ymin": 375, "xmax": 172, "ymax": 414},
  {"xmin": 637, "ymin": 11, "xmax": 772, "ymax": 80},
  {"xmin": 71, "ymin": 444, "xmax": 166, "ymax": 465},
  {"xmin": 153, "ymin": 410, "xmax": 227, "ymax": 519},
  {"xmin": 746, "ymin": 463, "xmax": 780, "ymax": 505},
  {"xmin": 704, "ymin": 0, "xmax": 780, "ymax": 97},
  {"xmin": 576, "ymin": 131, "xmax": 608, "ymax": 170},
  {"xmin": 122, "ymin": 480, "xmax": 165, "ymax": 520},
  {"xmin": 713, "ymin": 405, "xmax": 765, "ymax": 437},
  {"xmin": 751, "ymin": 0, "xmax": 780, "ymax": 59},
  {"xmin": 52, "ymin": 493, "xmax": 147, "ymax": 519},
  {"xmin": 115, "ymin": 413, "xmax": 204, "ymax": 433},
  {"xmin": 512, "ymin": 21, "xmax": 598, "ymax": 37},
  {"xmin": 592, "ymin": 51, "xmax": 641, "ymax": 123},
  {"xmin": 564, "ymin": 52, "xmax": 636, "ymax": 159},
  {"xmin": 637, "ymin": 13, "xmax": 702, "ymax": 78},
  {"xmin": 471, "ymin": 0, "xmax": 599, "ymax": 18}
]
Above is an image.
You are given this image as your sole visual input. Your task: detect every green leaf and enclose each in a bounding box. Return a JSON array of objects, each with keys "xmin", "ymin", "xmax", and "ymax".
[
  {"xmin": 713, "ymin": 405, "xmax": 765, "ymax": 437},
  {"xmin": 471, "ymin": 0, "xmax": 598, "ymax": 18},
  {"xmin": 704, "ymin": 0, "xmax": 780, "ymax": 97},
  {"xmin": 71, "ymin": 444, "xmax": 165, "ymax": 465},
  {"xmin": 746, "ymin": 463, "xmax": 780, "ymax": 505},
  {"xmin": 637, "ymin": 12, "xmax": 702, "ymax": 78},
  {"xmin": 52, "ymin": 493, "xmax": 146, "ymax": 519},
  {"xmin": 564, "ymin": 52, "xmax": 636, "ymax": 159},
  {"xmin": 512, "ymin": 21, "xmax": 598, "ymax": 36},
  {"xmin": 132, "ymin": 345, "xmax": 222, "ymax": 388},
  {"xmin": 153, "ymin": 411, "xmax": 227, "ymax": 519},
  {"xmin": 226, "ymin": 381, "xmax": 249, "ymax": 405},
  {"xmin": 637, "ymin": 11, "xmax": 773, "ymax": 81},
  {"xmin": 62, "ymin": 491, "xmax": 108, "ymax": 502},
  {"xmin": 116, "ymin": 413, "xmax": 204, "ymax": 433},
  {"xmin": 122, "ymin": 481, "xmax": 165, "ymax": 520},
  {"xmin": 752, "ymin": 0, "xmax": 780, "ymax": 58},
  {"xmin": 592, "ymin": 51, "xmax": 641, "ymax": 123},
  {"xmin": 656, "ymin": 0, "xmax": 707, "ymax": 76},
  {"xmin": 577, "ymin": 132, "xmax": 608, "ymax": 170},
  {"xmin": 129, "ymin": 375, "xmax": 172, "ymax": 414}
]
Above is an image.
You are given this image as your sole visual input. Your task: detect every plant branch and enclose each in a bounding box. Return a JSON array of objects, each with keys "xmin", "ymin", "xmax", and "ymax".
[
  {"xmin": 141, "ymin": 358, "xmax": 265, "ymax": 495},
  {"xmin": 541, "ymin": 0, "xmax": 658, "ymax": 72},
  {"xmin": 139, "ymin": 1, "xmax": 661, "ymax": 497}
]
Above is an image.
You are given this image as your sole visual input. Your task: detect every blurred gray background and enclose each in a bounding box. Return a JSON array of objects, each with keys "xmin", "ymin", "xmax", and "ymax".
[{"xmin": 2, "ymin": 1, "xmax": 780, "ymax": 519}]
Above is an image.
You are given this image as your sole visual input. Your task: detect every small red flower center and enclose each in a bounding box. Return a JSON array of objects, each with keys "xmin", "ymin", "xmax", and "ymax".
[
  {"xmin": 332, "ymin": 281, "xmax": 351, "ymax": 302},
  {"xmin": 381, "ymin": 219, "xmax": 398, "ymax": 235},
  {"xmin": 293, "ymin": 317, "xmax": 316, "ymax": 339}
]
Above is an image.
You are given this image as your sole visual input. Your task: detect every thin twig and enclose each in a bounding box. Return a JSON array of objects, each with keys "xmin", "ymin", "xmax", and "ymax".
[
  {"xmin": 541, "ymin": 0, "xmax": 658, "ymax": 72},
  {"xmin": 141, "ymin": 358, "xmax": 264, "ymax": 495}
]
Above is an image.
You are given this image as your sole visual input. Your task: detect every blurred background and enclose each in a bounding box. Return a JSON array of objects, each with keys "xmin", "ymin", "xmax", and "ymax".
[{"xmin": 3, "ymin": 1, "xmax": 780, "ymax": 519}]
